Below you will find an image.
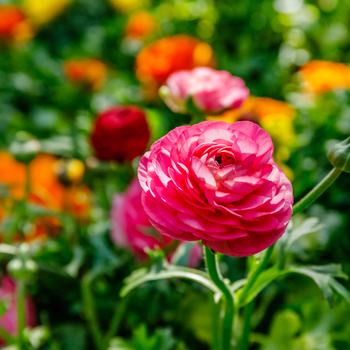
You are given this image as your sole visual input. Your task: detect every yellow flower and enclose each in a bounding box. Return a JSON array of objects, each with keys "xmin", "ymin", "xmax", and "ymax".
[
  {"xmin": 22, "ymin": 0, "xmax": 71, "ymax": 25},
  {"xmin": 298, "ymin": 60, "xmax": 350, "ymax": 94},
  {"xmin": 260, "ymin": 114, "xmax": 295, "ymax": 147}
]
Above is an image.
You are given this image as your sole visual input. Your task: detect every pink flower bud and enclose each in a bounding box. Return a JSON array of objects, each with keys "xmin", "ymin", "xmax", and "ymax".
[
  {"xmin": 110, "ymin": 178, "xmax": 174, "ymax": 261},
  {"xmin": 160, "ymin": 67, "xmax": 249, "ymax": 114}
]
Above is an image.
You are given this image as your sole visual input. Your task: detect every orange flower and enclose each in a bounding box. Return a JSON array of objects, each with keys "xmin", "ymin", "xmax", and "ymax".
[
  {"xmin": 0, "ymin": 5, "xmax": 34, "ymax": 43},
  {"xmin": 298, "ymin": 60, "xmax": 350, "ymax": 94},
  {"xmin": 125, "ymin": 11, "xmax": 156, "ymax": 39},
  {"xmin": 64, "ymin": 59, "xmax": 107, "ymax": 90},
  {"xmin": 212, "ymin": 96, "xmax": 295, "ymax": 123},
  {"xmin": 135, "ymin": 35, "xmax": 215, "ymax": 97},
  {"xmin": 0, "ymin": 152, "xmax": 91, "ymax": 242}
]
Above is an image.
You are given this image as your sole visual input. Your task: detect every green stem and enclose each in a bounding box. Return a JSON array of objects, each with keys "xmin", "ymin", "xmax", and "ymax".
[
  {"xmin": 81, "ymin": 273, "xmax": 105, "ymax": 350},
  {"xmin": 292, "ymin": 168, "xmax": 342, "ymax": 216},
  {"xmin": 105, "ymin": 294, "xmax": 130, "ymax": 343},
  {"xmin": 211, "ymin": 296, "xmax": 221, "ymax": 350},
  {"xmin": 239, "ymin": 300, "xmax": 255, "ymax": 350},
  {"xmin": 16, "ymin": 279, "xmax": 26, "ymax": 349},
  {"xmin": 238, "ymin": 244, "xmax": 274, "ymax": 307},
  {"xmin": 71, "ymin": 114, "xmax": 80, "ymax": 159},
  {"xmin": 204, "ymin": 246, "xmax": 235, "ymax": 350}
]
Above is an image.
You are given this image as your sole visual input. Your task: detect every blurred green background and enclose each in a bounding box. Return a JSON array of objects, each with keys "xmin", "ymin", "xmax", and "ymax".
[{"xmin": 1, "ymin": 0, "xmax": 350, "ymax": 349}]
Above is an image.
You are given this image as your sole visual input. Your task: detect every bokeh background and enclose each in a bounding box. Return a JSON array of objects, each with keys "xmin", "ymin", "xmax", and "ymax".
[{"xmin": 1, "ymin": 0, "xmax": 350, "ymax": 349}]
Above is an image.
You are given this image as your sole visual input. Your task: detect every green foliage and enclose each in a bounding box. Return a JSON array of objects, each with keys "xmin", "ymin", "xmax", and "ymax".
[
  {"xmin": 1, "ymin": 0, "xmax": 350, "ymax": 349},
  {"xmin": 108, "ymin": 325, "xmax": 177, "ymax": 350}
]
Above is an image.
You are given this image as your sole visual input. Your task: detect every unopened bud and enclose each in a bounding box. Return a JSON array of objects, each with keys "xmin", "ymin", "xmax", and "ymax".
[
  {"xmin": 10, "ymin": 132, "xmax": 41, "ymax": 164},
  {"xmin": 7, "ymin": 258, "xmax": 38, "ymax": 281},
  {"xmin": 327, "ymin": 136, "xmax": 350, "ymax": 173}
]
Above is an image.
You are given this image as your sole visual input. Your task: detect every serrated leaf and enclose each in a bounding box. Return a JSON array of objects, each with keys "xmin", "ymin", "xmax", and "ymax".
[
  {"xmin": 307, "ymin": 264, "xmax": 348, "ymax": 279},
  {"xmin": 237, "ymin": 264, "xmax": 349, "ymax": 308},
  {"xmin": 291, "ymin": 265, "xmax": 349, "ymax": 307}
]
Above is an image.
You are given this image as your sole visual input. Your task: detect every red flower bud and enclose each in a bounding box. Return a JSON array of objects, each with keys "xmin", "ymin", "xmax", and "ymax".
[{"xmin": 90, "ymin": 106, "xmax": 150, "ymax": 162}]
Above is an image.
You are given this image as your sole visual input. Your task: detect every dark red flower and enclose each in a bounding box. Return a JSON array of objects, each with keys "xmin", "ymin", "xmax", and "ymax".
[{"xmin": 90, "ymin": 106, "xmax": 150, "ymax": 162}]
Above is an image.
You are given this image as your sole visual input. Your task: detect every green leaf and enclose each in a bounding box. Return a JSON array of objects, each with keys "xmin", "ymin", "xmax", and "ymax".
[
  {"xmin": 286, "ymin": 217, "xmax": 323, "ymax": 251},
  {"xmin": 291, "ymin": 265, "xmax": 349, "ymax": 307},
  {"xmin": 236, "ymin": 264, "xmax": 349, "ymax": 307},
  {"xmin": 64, "ymin": 245, "xmax": 85, "ymax": 278},
  {"xmin": 306, "ymin": 264, "xmax": 348, "ymax": 279},
  {"xmin": 237, "ymin": 266, "xmax": 289, "ymax": 307},
  {"xmin": 53, "ymin": 324, "xmax": 87, "ymax": 350},
  {"xmin": 24, "ymin": 326, "xmax": 50, "ymax": 349},
  {"xmin": 108, "ymin": 338, "xmax": 135, "ymax": 350},
  {"xmin": 120, "ymin": 263, "xmax": 220, "ymax": 297},
  {"xmin": 131, "ymin": 325, "xmax": 176, "ymax": 350},
  {"xmin": 89, "ymin": 233, "xmax": 122, "ymax": 275}
]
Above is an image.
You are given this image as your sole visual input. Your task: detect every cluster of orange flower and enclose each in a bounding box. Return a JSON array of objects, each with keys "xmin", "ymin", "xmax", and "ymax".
[
  {"xmin": 135, "ymin": 35, "xmax": 216, "ymax": 98},
  {"xmin": 64, "ymin": 59, "xmax": 108, "ymax": 91},
  {"xmin": 298, "ymin": 60, "xmax": 350, "ymax": 94},
  {"xmin": 0, "ymin": 5, "xmax": 34, "ymax": 44},
  {"xmin": 0, "ymin": 153, "xmax": 90, "ymax": 243}
]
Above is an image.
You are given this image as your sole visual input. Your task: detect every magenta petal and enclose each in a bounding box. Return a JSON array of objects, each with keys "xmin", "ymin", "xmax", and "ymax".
[
  {"xmin": 137, "ymin": 119, "xmax": 293, "ymax": 258},
  {"xmin": 191, "ymin": 156, "xmax": 217, "ymax": 189}
]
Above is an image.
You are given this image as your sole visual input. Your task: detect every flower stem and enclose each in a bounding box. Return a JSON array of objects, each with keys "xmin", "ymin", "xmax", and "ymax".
[
  {"xmin": 105, "ymin": 294, "xmax": 130, "ymax": 343},
  {"xmin": 292, "ymin": 168, "xmax": 342, "ymax": 216},
  {"xmin": 81, "ymin": 273, "xmax": 105, "ymax": 350},
  {"xmin": 211, "ymin": 296, "xmax": 221, "ymax": 350},
  {"xmin": 239, "ymin": 300, "xmax": 255, "ymax": 350},
  {"xmin": 238, "ymin": 244, "xmax": 274, "ymax": 307},
  {"xmin": 204, "ymin": 246, "xmax": 235, "ymax": 350},
  {"xmin": 16, "ymin": 279, "xmax": 26, "ymax": 348}
]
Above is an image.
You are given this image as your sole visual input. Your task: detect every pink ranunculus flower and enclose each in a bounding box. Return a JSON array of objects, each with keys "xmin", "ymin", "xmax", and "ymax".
[
  {"xmin": 111, "ymin": 178, "xmax": 175, "ymax": 261},
  {"xmin": 160, "ymin": 67, "xmax": 250, "ymax": 114},
  {"xmin": 138, "ymin": 121, "xmax": 293, "ymax": 257},
  {"xmin": 0, "ymin": 275, "xmax": 36, "ymax": 345}
]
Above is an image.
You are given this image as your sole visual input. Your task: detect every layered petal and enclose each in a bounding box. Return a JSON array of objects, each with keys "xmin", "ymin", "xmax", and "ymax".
[{"xmin": 138, "ymin": 120, "xmax": 293, "ymax": 257}]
